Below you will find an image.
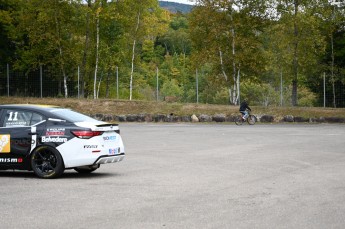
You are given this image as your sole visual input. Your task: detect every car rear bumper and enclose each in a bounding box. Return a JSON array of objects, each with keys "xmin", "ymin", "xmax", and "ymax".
[{"xmin": 94, "ymin": 153, "xmax": 125, "ymax": 164}]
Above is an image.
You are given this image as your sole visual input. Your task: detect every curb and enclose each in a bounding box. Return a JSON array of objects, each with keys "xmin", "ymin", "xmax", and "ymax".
[{"xmin": 91, "ymin": 113, "xmax": 345, "ymax": 124}]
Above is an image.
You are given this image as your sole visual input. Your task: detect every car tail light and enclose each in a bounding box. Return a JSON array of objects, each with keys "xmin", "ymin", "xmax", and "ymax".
[{"xmin": 71, "ymin": 130, "xmax": 103, "ymax": 139}]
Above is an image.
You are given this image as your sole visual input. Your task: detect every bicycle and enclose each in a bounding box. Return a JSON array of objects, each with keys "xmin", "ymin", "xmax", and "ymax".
[{"xmin": 235, "ymin": 110, "xmax": 257, "ymax": 125}]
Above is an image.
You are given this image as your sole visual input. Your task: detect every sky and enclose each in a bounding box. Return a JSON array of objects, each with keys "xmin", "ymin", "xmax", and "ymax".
[{"xmin": 162, "ymin": 0, "xmax": 196, "ymax": 5}]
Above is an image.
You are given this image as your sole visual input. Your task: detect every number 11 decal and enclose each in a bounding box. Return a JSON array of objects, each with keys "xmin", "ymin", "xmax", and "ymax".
[{"xmin": 8, "ymin": 112, "xmax": 18, "ymax": 121}]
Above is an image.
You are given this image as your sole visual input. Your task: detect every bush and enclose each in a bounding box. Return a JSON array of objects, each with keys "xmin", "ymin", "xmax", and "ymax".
[
  {"xmin": 241, "ymin": 81, "xmax": 280, "ymax": 106},
  {"xmin": 161, "ymin": 79, "xmax": 183, "ymax": 100},
  {"xmin": 212, "ymin": 87, "xmax": 229, "ymax": 104},
  {"xmin": 298, "ymin": 86, "xmax": 317, "ymax": 107}
]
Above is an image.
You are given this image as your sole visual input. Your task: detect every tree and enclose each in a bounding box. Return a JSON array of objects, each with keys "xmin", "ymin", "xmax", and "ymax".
[
  {"xmin": 93, "ymin": 0, "xmax": 102, "ymax": 99},
  {"xmin": 0, "ymin": 0, "xmax": 19, "ymax": 64},
  {"xmin": 273, "ymin": 0, "xmax": 327, "ymax": 106},
  {"xmin": 98, "ymin": 1, "xmax": 124, "ymax": 98},
  {"xmin": 158, "ymin": 12, "xmax": 191, "ymax": 58},
  {"xmin": 117, "ymin": 0, "xmax": 168, "ymax": 100},
  {"xmin": 190, "ymin": 0, "xmax": 270, "ymax": 105},
  {"xmin": 79, "ymin": 0, "xmax": 93, "ymax": 98},
  {"xmin": 11, "ymin": 0, "xmax": 83, "ymax": 97},
  {"xmin": 320, "ymin": 0, "xmax": 345, "ymax": 107},
  {"xmin": 305, "ymin": 0, "xmax": 345, "ymax": 107}
]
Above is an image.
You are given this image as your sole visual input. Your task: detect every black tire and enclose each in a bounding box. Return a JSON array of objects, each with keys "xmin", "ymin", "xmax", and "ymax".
[
  {"xmin": 247, "ymin": 115, "xmax": 257, "ymax": 125},
  {"xmin": 74, "ymin": 165, "xmax": 99, "ymax": 174},
  {"xmin": 235, "ymin": 115, "xmax": 244, "ymax": 125},
  {"xmin": 30, "ymin": 146, "xmax": 65, "ymax": 179}
]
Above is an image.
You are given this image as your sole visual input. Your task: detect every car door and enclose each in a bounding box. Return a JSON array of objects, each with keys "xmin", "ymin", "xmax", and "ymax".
[{"xmin": 0, "ymin": 109, "xmax": 46, "ymax": 169}]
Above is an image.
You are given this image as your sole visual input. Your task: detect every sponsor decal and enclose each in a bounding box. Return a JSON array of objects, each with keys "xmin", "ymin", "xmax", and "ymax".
[
  {"xmin": 109, "ymin": 148, "xmax": 119, "ymax": 155},
  {"xmin": 46, "ymin": 128, "xmax": 65, "ymax": 136},
  {"xmin": 84, "ymin": 145, "xmax": 98, "ymax": 149},
  {"xmin": 11, "ymin": 139, "xmax": 35, "ymax": 147},
  {"xmin": 0, "ymin": 135, "xmax": 10, "ymax": 153},
  {"xmin": 41, "ymin": 136, "xmax": 68, "ymax": 143},
  {"xmin": 6, "ymin": 121, "xmax": 27, "ymax": 126},
  {"xmin": 46, "ymin": 131, "xmax": 65, "ymax": 136},
  {"xmin": 103, "ymin": 136, "xmax": 116, "ymax": 141},
  {"xmin": 0, "ymin": 157, "xmax": 23, "ymax": 163}
]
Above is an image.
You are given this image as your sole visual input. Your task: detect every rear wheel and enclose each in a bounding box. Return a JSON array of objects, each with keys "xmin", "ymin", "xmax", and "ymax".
[
  {"xmin": 74, "ymin": 165, "xmax": 99, "ymax": 174},
  {"xmin": 235, "ymin": 115, "xmax": 244, "ymax": 126},
  {"xmin": 247, "ymin": 115, "xmax": 257, "ymax": 125},
  {"xmin": 31, "ymin": 146, "xmax": 65, "ymax": 179}
]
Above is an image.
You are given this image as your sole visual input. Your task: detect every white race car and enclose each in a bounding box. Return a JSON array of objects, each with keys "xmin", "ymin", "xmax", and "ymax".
[{"xmin": 0, "ymin": 104, "xmax": 125, "ymax": 178}]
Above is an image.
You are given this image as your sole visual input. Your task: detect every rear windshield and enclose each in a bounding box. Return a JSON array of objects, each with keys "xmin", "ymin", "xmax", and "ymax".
[{"xmin": 50, "ymin": 109, "xmax": 99, "ymax": 123}]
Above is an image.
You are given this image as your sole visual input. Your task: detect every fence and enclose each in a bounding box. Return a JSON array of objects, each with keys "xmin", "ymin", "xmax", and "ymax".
[
  {"xmin": 0, "ymin": 64, "xmax": 192, "ymax": 101},
  {"xmin": 0, "ymin": 64, "xmax": 79, "ymax": 98},
  {"xmin": 1, "ymin": 64, "xmax": 344, "ymax": 107}
]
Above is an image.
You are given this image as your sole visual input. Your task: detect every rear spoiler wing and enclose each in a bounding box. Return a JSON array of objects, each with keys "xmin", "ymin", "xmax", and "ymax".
[{"xmin": 94, "ymin": 123, "xmax": 120, "ymax": 133}]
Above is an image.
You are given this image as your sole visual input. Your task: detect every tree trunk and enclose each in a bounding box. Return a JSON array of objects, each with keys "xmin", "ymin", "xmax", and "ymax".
[
  {"xmin": 129, "ymin": 11, "xmax": 141, "ymax": 101},
  {"xmin": 236, "ymin": 67, "xmax": 240, "ymax": 104},
  {"xmin": 292, "ymin": 0, "xmax": 299, "ymax": 106},
  {"xmin": 97, "ymin": 72, "xmax": 102, "ymax": 99},
  {"xmin": 331, "ymin": 34, "xmax": 336, "ymax": 108},
  {"xmin": 80, "ymin": 0, "xmax": 92, "ymax": 98},
  {"xmin": 106, "ymin": 69, "xmax": 110, "ymax": 98},
  {"xmin": 219, "ymin": 49, "xmax": 228, "ymax": 81},
  {"xmin": 94, "ymin": 10, "xmax": 100, "ymax": 99},
  {"xmin": 129, "ymin": 39, "xmax": 136, "ymax": 101},
  {"xmin": 229, "ymin": 10, "xmax": 239, "ymax": 105},
  {"xmin": 54, "ymin": 10, "xmax": 68, "ymax": 98}
]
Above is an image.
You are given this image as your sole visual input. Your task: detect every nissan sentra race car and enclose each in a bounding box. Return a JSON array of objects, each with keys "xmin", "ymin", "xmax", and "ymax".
[{"xmin": 0, "ymin": 104, "xmax": 125, "ymax": 178}]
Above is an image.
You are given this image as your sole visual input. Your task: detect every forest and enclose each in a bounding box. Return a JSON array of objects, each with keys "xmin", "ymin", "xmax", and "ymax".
[{"xmin": 0, "ymin": 0, "xmax": 344, "ymax": 107}]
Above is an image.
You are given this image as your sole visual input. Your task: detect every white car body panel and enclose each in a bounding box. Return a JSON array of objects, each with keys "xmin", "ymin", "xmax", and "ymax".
[{"xmin": 57, "ymin": 131, "xmax": 125, "ymax": 168}]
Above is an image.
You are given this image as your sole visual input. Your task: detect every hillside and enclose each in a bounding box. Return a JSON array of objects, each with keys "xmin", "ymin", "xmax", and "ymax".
[{"xmin": 159, "ymin": 1, "xmax": 194, "ymax": 13}]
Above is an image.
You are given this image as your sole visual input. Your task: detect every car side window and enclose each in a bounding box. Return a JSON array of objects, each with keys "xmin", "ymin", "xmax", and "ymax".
[
  {"xmin": 31, "ymin": 112, "xmax": 44, "ymax": 125},
  {"xmin": 2, "ymin": 110, "xmax": 44, "ymax": 127}
]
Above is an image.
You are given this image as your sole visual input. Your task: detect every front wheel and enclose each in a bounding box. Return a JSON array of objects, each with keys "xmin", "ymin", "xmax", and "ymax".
[
  {"xmin": 30, "ymin": 146, "xmax": 65, "ymax": 179},
  {"xmin": 247, "ymin": 115, "xmax": 257, "ymax": 125},
  {"xmin": 235, "ymin": 115, "xmax": 244, "ymax": 125}
]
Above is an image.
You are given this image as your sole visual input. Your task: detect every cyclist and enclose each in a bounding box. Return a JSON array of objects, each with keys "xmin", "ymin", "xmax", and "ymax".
[{"xmin": 239, "ymin": 100, "xmax": 251, "ymax": 120}]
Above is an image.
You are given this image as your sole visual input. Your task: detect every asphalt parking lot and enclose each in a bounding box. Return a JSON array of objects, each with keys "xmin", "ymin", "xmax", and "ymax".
[{"xmin": 1, "ymin": 123, "xmax": 345, "ymax": 229}]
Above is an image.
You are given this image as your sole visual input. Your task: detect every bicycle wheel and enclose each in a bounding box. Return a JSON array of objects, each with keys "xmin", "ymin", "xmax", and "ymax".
[
  {"xmin": 235, "ymin": 115, "xmax": 244, "ymax": 125},
  {"xmin": 247, "ymin": 115, "xmax": 257, "ymax": 125}
]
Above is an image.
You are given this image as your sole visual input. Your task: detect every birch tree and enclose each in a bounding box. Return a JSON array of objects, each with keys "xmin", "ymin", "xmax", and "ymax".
[
  {"xmin": 117, "ymin": 0, "xmax": 166, "ymax": 100},
  {"xmin": 94, "ymin": 2, "xmax": 101, "ymax": 99},
  {"xmin": 80, "ymin": 0, "xmax": 92, "ymax": 98}
]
